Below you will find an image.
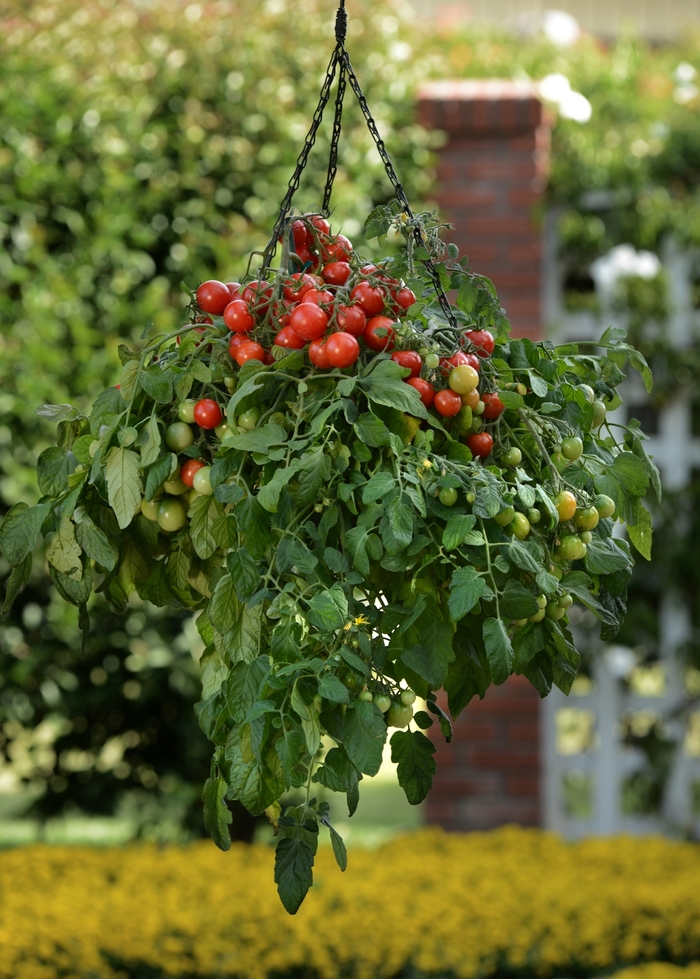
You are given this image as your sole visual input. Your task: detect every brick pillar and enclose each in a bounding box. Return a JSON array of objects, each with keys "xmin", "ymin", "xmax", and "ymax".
[
  {"xmin": 417, "ymin": 80, "xmax": 551, "ymax": 830},
  {"xmin": 417, "ymin": 79, "xmax": 551, "ymax": 340}
]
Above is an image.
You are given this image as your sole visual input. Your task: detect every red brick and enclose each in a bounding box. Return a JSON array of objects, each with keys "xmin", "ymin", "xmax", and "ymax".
[
  {"xmin": 506, "ymin": 776, "xmax": 541, "ymax": 797},
  {"xmin": 462, "ymin": 215, "xmax": 535, "ymax": 235}
]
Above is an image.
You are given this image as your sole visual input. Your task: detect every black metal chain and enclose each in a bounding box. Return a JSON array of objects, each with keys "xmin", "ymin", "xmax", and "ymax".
[{"xmin": 262, "ymin": 0, "xmax": 460, "ymax": 332}]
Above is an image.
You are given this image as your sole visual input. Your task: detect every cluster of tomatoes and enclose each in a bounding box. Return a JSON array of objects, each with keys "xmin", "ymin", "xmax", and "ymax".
[{"xmin": 193, "ymin": 215, "xmax": 501, "ymax": 460}]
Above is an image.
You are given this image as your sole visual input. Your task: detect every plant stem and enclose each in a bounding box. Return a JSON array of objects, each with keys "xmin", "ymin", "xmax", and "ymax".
[{"xmin": 517, "ymin": 407, "xmax": 561, "ymax": 492}]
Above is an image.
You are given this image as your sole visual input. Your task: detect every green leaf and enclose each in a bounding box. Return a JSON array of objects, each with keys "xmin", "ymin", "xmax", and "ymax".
[
  {"xmin": 189, "ymin": 495, "xmax": 226, "ymax": 560},
  {"xmin": 353, "ymin": 412, "xmax": 392, "ymax": 448},
  {"xmin": 226, "ymin": 367, "xmax": 267, "ymax": 423},
  {"xmin": 442, "ymin": 514, "xmax": 476, "ymax": 550},
  {"xmin": 190, "ymin": 359, "xmax": 212, "ymax": 383},
  {"xmin": 144, "ymin": 453, "xmax": 176, "ymax": 501},
  {"xmin": 448, "ymin": 567, "xmax": 485, "ymax": 622},
  {"xmin": 499, "ymin": 580, "xmax": 539, "ymax": 619},
  {"xmin": 312, "ymin": 746, "xmax": 361, "ymax": 816},
  {"xmin": 445, "ymin": 633, "xmax": 491, "ymax": 716},
  {"xmin": 390, "ymin": 729, "xmax": 436, "ymax": 804},
  {"xmin": 327, "ymin": 822, "xmax": 347, "ymax": 872},
  {"xmin": 627, "ymin": 503, "xmax": 652, "ymax": 560},
  {"xmin": 387, "ymin": 498, "xmax": 413, "ymax": 546},
  {"xmin": 344, "ymin": 526, "xmax": 369, "ymax": 577},
  {"xmin": 306, "ymin": 584, "xmax": 348, "ymax": 633},
  {"xmin": 528, "ymin": 372, "xmax": 548, "ymax": 397},
  {"xmin": 37, "ymin": 447, "xmax": 75, "ymax": 496},
  {"xmin": 473, "ymin": 482, "xmax": 502, "ymax": 519},
  {"xmin": 138, "ymin": 364, "xmax": 173, "ymax": 404},
  {"xmin": 343, "ymin": 700, "xmax": 386, "ymax": 776},
  {"xmin": 74, "ymin": 511, "xmax": 116, "ymax": 571},
  {"xmin": 229, "ymin": 604, "xmax": 262, "ymax": 664},
  {"xmin": 585, "ymin": 536, "xmax": 630, "ymax": 575},
  {"xmin": 46, "ymin": 516, "xmax": 82, "ymax": 579},
  {"xmin": 227, "ymin": 547, "xmax": 259, "ymax": 601},
  {"xmin": 209, "ymin": 574, "xmax": 238, "ymax": 635},
  {"xmin": 274, "ymin": 837, "xmax": 314, "ymax": 915},
  {"xmin": 402, "ymin": 620, "xmax": 455, "ymax": 688},
  {"xmin": 482, "ymin": 617, "xmax": 514, "ymax": 685},
  {"xmin": 105, "ymin": 446, "xmax": 142, "ymax": 530},
  {"xmin": 594, "ymin": 452, "xmax": 649, "ymax": 521},
  {"xmin": 136, "ymin": 415, "xmax": 162, "ymax": 467},
  {"xmin": 276, "ymin": 538, "xmax": 318, "ymax": 575},
  {"xmin": 201, "ymin": 776, "xmax": 232, "ymax": 851},
  {"xmin": 296, "ymin": 447, "xmax": 332, "ymax": 506},
  {"xmin": 508, "ymin": 539, "xmax": 544, "ymax": 574},
  {"xmin": 227, "ymin": 423, "xmax": 287, "ymax": 455},
  {"xmin": 236, "ymin": 497, "xmax": 273, "ymax": 560},
  {"xmin": 0, "ymin": 503, "xmax": 50, "ymax": 567},
  {"xmin": 119, "ymin": 360, "xmax": 140, "ymax": 402},
  {"xmin": 226, "ymin": 656, "xmax": 270, "ymax": 723},
  {"xmin": 257, "ymin": 461, "xmax": 302, "ymax": 513},
  {"xmin": 35, "ymin": 403, "xmax": 81, "ymax": 422},
  {"xmin": 362, "ymin": 471, "xmax": 397, "ymax": 504},
  {"xmin": 318, "ymin": 674, "xmax": 350, "ymax": 704},
  {"xmin": 2, "ymin": 554, "xmax": 33, "ymax": 616},
  {"xmin": 89, "ymin": 386, "xmax": 124, "ymax": 435}
]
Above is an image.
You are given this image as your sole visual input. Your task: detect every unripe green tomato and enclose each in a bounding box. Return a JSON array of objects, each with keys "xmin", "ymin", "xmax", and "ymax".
[
  {"xmin": 448, "ymin": 365, "xmax": 480, "ymax": 395},
  {"xmin": 186, "ymin": 487, "xmax": 200, "ymax": 504},
  {"xmin": 425, "ymin": 352, "xmax": 440, "ymax": 369},
  {"xmin": 387, "ymin": 702, "xmax": 414, "ymax": 728},
  {"xmin": 580, "ymin": 530, "xmax": 593, "ymax": 544},
  {"xmin": 162, "ymin": 475, "xmax": 188, "ymax": 496},
  {"xmin": 224, "ymin": 376, "xmax": 237, "ymax": 393},
  {"xmin": 550, "ymin": 564, "xmax": 563, "ymax": 580},
  {"xmin": 215, "ymin": 421, "xmax": 230, "ymax": 440},
  {"xmin": 558, "ymin": 593, "xmax": 574, "ymax": 609},
  {"xmin": 515, "ymin": 382, "xmax": 527, "ymax": 396},
  {"xmin": 454, "ymin": 406, "xmax": 473, "ymax": 431},
  {"xmin": 400, "ymin": 689, "xmax": 416, "ymax": 706},
  {"xmin": 528, "ymin": 508, "xmax": 542, "ymax": 525},
  {"xmin": 529, "ymin": 608, "xmax": 546, "ymax": 623},
  {"xmin": 193, "ymin": 466, "xmax": 213, "ymax": 496},
  {"xmin": 514, "ymin": 618, "xmax": 529, "ymax": 627},
  {"xmin": 551, "ymin": 451, "xmax": 569, "ymax": 472},
  {"xmin": 165, "ymin": 422, "xmax": 194, "ymax": 452},
  {"xmin": 536, "ymin": 594, "xmax": 548, "ymax": 609},
  {"xmin": 473, "ymin": 400, "xmax": 485, "ymax": 416},
  {"xmin": 494, "ymin": 506, "xmax": 515, "ymax": 527},
  {"xmin": 157, "ymin": 498, "xmax": 187, "ymax": 533},
  {"xmin": 312, "ymin": 693, "xmax": 323, "ymax": 712},
  {"xmin": 358, "ymin": 689, "xmax": 373, "ymax": 703},
  {"xmin": 595, "ymin": 494, "xmax": 616, "ymax": 519},
  {"xmin": 580, "ymin": 384, "xmax": 595, "ymax": 404},
  {"xmin": 439, "ymin": 487, "xmax": 458, "ymax": 507},
  {"xmin": 561, "ymin": 436, "xmax": 583, "ymax": 461},
  {"xmin": 556, "ymin": 535, "xmax": 585, "ymax": 562},
  {"xmin": 546, "ymin": 602, "xmax": 566, "ymax": 621},
  {"xmin": 574, "ymin": 506, "xmax": 599, "ymax": 531},
  {"xmin": 373, "ymin": 694, "xmax": 392, "ymax": 713},
  {"xmin": 466, "ymin": 492, "xmax": 476, "ymax": 504},
  {"xmin": 177, "ymin": 400, "xmax": 198, "ymax": 424},
  {"xmin": 503, "ymin": 447, "xmax": 522, "ymax": 467},
  {"xmin": 592, "ymin": 400, "xmax": 607, "ymax": 429},
  {"xmin": 140, "ymin": 498, "xmax": 160, "ymax": 522},
  {"xmin": 510, "ymin": 512, "xmax": 531, "ymax": 540},
  {"xmin": 237, "ymin": 406, "xmax": 261, "ymax": 431},
  {"xmin": 268, "ymin": 412, "xmax": 287, "ymax": 428},
  {"xmin": 341, "ymin": 671, "xmax": 360, "ymax": 691},
  {"xmin": 470, "ymin": 416, "xmax": 483, "ymax": 432},
  {"xmin": 554, "ymin": 490, "xmax": 577, "ymax": 522}
]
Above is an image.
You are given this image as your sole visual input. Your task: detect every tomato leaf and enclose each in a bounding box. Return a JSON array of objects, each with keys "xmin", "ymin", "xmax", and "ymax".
[
  {"xmin": 46, "ymin": 515, "xmax": 82, "ymax": 579},
  {"xmin": 499, "ymin": 580, "xmax": 539, "ymax": 619},
  {"xmin": 37, "ymin": 447, "xmax": 75, "ymax": 496},
  {"xmin": 226, "ymin": 656, "xmax": 270, "ymax": 723},
  {"xmin": 274, "ymin": 837, "xmax": 315, "ymax": 915},
  {"xmin": 390, "ymin": 729, "xmax": 436, "ymax": 804},
  {"xmin": 442, "ymin": 514, "xmax": 476, "ymax": 550},
  {"xmin": 627, "ymin": 502, "xmax": 653, "ymax": 560},
  {"xmin": 312, "ymin": 746, "xmax": 362, "ymax": 816},
  {"xmin": 136, "ymin": 414, "xmax": 162, "ymax": 467},
  {"xmin": 482, "ymin": 617, "xmax": 514, "ymax": 685},
  {"xmin": 584, "ymin": 536, "xmax": 630, "ymax": 575},
  {"xmin": 306, "ymin": 584, "xmax": 348, "ymax": 633},
  {"xmin": 74, "ymin": 510, "xmax": 116, "ymax": 571},
  {"xmin": 209, "ymin": 574, "xmax": 239, "ymax": 635},
  {"xmin": 2, "ymin": 554, "xmax": 33, "ymax": 616},
  {"xmin": 188, "ymin": 495, "xmax": 225, "ymax": 560},
  {"xmin": 104, "ymin": 446, "xmax": 142, "ymax": 530},
  {"xmin": 448, "ymin": 566, "xmax": 486, "ymax": 622},
  {"xmin": 138, "ymin": 364, "xmax": 173, "ymax": 404},
  {"xmin": 343, "ymin": 700, "xmax": 386, "ymax": 776},
  {"xmin": 201, "ymin": 776, "xmax": 232, "ymax": 852},
  {"xmin": 227, "ymin": 547, "xmax": 259, "ymax": 601},
  {"xmin": 0, "ymin": 503, "xmax": 50, "ymax": 568}
]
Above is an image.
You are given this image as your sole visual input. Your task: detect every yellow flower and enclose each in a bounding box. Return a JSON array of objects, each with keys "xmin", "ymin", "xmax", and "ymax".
[{"xmin": 353, "ymin": 615, "xmax": 370, "ymax": 626}]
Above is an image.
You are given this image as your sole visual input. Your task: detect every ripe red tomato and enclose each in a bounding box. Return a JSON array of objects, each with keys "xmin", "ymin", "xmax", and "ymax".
[
  {"xmin": 364, "ymin": 316, "xmax": 396, "ymax": 352},
  {"xmin": 391, "ymin": 350, "xmax": 422, "ymax": 378},
  {"xmin": 482, "ymin": 393, "xmax": 505, "ymax": 419},
  {"xmin": 351, "ymin": 281, "xmax": 386, "ymax": 316},
  {"xmin": 323, "ymin": 235, "xmax": 353, "ymax": 262},
  {"xmin": 465, "ymin": 329, "xmax": 495, "ymax": 357},
  {"xmin": 180, "ymin": 459, "xmax": 206, "ymax": 488},
  {"xmin": 228, "ymin": 332, "xmax": 248, "ymax": 353},
  {"xmin": 263, "ymin": 351, "xmax": 274, "ymax": 365},
  {"xmin": 241, "ymin": 280, "xmax": 273, "ymax": 314},
  {"xmin": 226, "ymin": 282, "xmax": 241, "ymax": 300},
  {"xmin": 194, "ymin": 398, "xmax": 223, "ymax": 429},
  {"xmin": 274, "ymin": 326, "xmax": 306, "ymax": 349},
  {"xmin": 310, "ymin": 215, "xmax": 331, "ymax": 236},
  {"xmin": 462, "ymin": 352, "xmax": 481, "ymax": 371},
  {"xmin": 289, "ymin": 304, "xmax": 329, "ymax": 341},
  {"xmin": 467, "ymin": 432, "xmax": 494, "ymax": 458},
  {"xmin": 291, "ymin": 220, "xmax": 309, "ymax": 251},
  {"xmin": 283, "ymin": 273, "xmax": 315, "ymax": 302},
  {"xmin": 308, "ymin": 338, "xmax": 331, "ymax": 369},
  {"xmin": 440, "ymin": 351, "xmax": 470, "ymax": 372},
  {"xmin": 406, "ymin": 377, "xmax": 435, "ymax": 408},
  {"xmin": 336, "ymin": 304, "xmax": 366, "ymax": 337},
  {"xmin": 326, "ymin": 332, "xmax": 360, "ymax": 368},
  {"xmin": 360, "ymin": 264, "xmax": 378, "ymax": 276},
  {"xmin": 295, "ymin": 245, "xmax": 319, "ymax": 269},
  {"xmin": 434, "ymin": 388, "xmax": 462, "ymax": 416},
  {"xmin": 395, "ymin": 287, "xmax": 416, "ymax": 310},
  {"xmin": 302, "ymin": 289, "xmax": 334, "ymax": 307},
  {"xmin": 322, "ymin": 262, "xmax": 352, "ymax": 286},
  {"xmin": 196, "ymin": 280, "xmax": 230, "ymax": 315},
  {"xmin": 235, "ymin": 341, "xmax": 266, "ymax": 366},
  {"xmin": 223, "ymin": 299, "xmax": 255, "ymax": 333}
]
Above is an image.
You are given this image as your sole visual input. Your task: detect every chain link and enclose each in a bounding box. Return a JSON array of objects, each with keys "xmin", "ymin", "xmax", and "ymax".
[{"xmin": 322, "ymin": 60, "xmax": 346, "ymax": 216}]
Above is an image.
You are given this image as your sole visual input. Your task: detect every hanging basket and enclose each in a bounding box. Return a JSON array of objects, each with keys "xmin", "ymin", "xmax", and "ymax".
[{"xmin": 0, "ymin": 1, "xmax": 659, "ymax": 913}]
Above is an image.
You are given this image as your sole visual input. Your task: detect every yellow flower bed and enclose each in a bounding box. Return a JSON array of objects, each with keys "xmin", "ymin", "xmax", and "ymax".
[
  {"xmin": 1, "ymin": 826, "xmax": 700, "ymax": 979},
  {"xmin": 613, "ymin": 966, "xmax": 700, "ymax": 979}
]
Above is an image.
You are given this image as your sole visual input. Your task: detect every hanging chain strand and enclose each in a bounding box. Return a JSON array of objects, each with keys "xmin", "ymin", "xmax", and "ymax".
[
  {"xmin": 340, "ymin": 50, "xmax": 459, "ymax": 329},
  {"xmin": 322, "ymin": 59, "xmax": 346, "ymax": 215},
  {"xmin": 261, "ymin": 46, "xmax": 341, "ymax": 273}
]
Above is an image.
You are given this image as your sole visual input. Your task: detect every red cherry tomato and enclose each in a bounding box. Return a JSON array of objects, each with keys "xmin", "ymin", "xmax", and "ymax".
[
  {"xmin": 322, "ymin": 262, "xmax": 352, "ymax": 286},
  {"xmin": 351, "ymin": 281, "xmax": 386, "ymax": 316},
  {"xmin": 482, "ymin": 393, "xmax": 505, "ymax": 419},
  {"xmin": 326, "ymin": 332, "xmax": 360, "ymax": 368},
  {"xmin": 226, "ymin": 282, "xmax": 241, "ymax": 300},
  {"xmin": 462, "ymin": 352, "xmax": 481, "ymax": 371},
  {"xmin": 263, "ymin": 351, "xmax": 274, "ymax": 365},
  {"xmin": 196, "ymin": 280, "xmax": 230, "ymax": 315},
  {"xmin": 310, "ymin": 215, "xmax": 331, "ymax": 236},
  {"xmin": 360, "ymin": 264, "xmax": 378, "ymax": 276},
  {"xmin": 180, "ymin": 459, "xmax": 206, "ymax": 488},
  {"xmin": 291, "ymin": 220, "xmax": 309, "ymax": 251},
  {"xmin": 228, "ymin": 332, "xmax": 248, "ymax": 353},
  {"xmin": 391, "ymin": 350, "xmax": 422, "ymax": 378},
  {"xmin": 274, "ymin": 326, "xmax": 307, "ymax": 349},
  {"xmin": 440, "ymin": 351, "xmax": 470, "ymax": 372},
  {"xmin": 467, "ymin": 432, "xmax": 494, "ymax": 458},
  {"xmin": 194, "ymin": 398, "xmax": 223, "ymax": 429},
  {"xmin": 364, "ymin": 316, "xmax": 396, "ymax": 352},
  {"xmin": 406, "ymin": 377, "xmax": 435, "ymax": 408},
  {"xmin": 396, "ymin": 287, "xmax": 416, "ymax": 311},
  {"xmin": 289, "ymin": 304, "xmax": 329, "ymax": 341},
  {"xmin": 302, "ymin": 289, "xmax": 334, "ymax": 307},
  {"xmin": 283, "ymin": 273, "xmax": 315, "ymax": 302},
  {"xmin": 235, "ymin": 341, "xmax": 266, "ymax": 366},
  {"xmin": 241, "ymin": 280, "xmax": 273, "ymax": 315},
  {"xmin": 434, "ymin": 388, "xmax": 463, "ymax": 417},
  {"xmin": 309, "ymin": 338, "xmax": 331, "ymax": 369},
  {"xmin": 294, "ymin": 245, "xmax": 319, "ymax": 269},
  {"xmin": 336, "ymin": 304, "xmax": 366, "ymax": 337},
  {"xmin": 223, "ymin": 299, "xmax": 255, "ymax": 333},
  {"xmin": 465, "ymin": 329, "xmax": 495, "ymax": 357},
  {"xmin": 323, "ymin": 235, "xmax": 353, "ymax": 262}
]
